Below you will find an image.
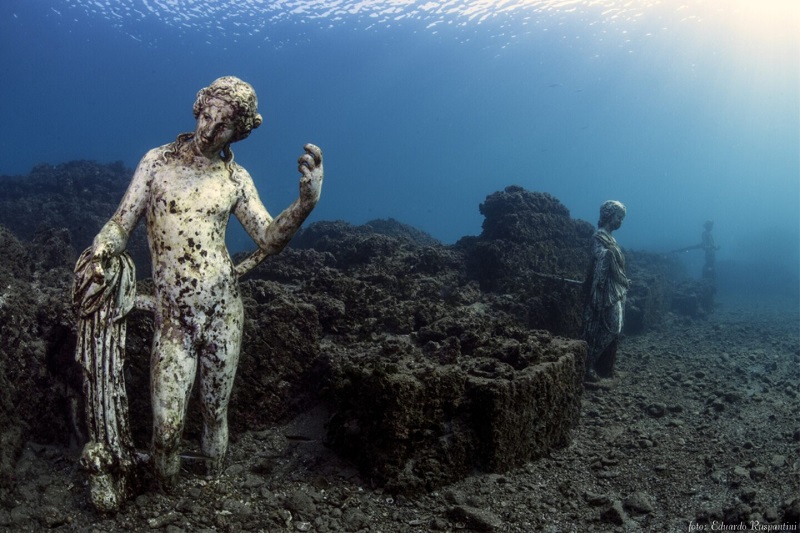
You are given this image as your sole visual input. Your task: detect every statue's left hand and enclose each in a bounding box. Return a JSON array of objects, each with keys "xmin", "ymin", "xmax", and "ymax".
[
  {"xmin": 298, "ymin": 143, "xmax": 323, "ymax": 205},
  {"xmin": 91, "ymin": 242, "xmax": 113, "ymax": 281}
]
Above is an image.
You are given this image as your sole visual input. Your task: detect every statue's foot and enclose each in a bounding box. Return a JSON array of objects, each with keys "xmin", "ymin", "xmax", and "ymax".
[
  {"xmin": 89, "ymin": 472, "xmax": 124, "ymax": 512},
  {"xmin": 204, "ymin": 455, "xmax": 225, "ymax": 477},
  {"xmin": 153, "ymin": 451, "xmax": 181, "ymax": 492},
  {"xmin": 80, "ymin": 442, "xmax": 129, "ymax": 512},
  {"xmin": 156, "ymin": 471, "xmax": 180, "ymax": 493}
]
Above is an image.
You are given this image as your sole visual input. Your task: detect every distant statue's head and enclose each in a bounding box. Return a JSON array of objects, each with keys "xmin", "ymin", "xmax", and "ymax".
[
  {"xmin": 598, "ymin": 200, "xmax": 626, "ymax": 230},
  {"xmin": 194, "ymin": 76, "xmax": 263, "ymax": 143},
  {"xmin": 704, "ymin": 220, "xmax": 714, "ymax": 231}
]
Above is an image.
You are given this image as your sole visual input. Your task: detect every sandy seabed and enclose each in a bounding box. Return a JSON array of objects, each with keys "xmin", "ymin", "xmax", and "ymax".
[{"xmin": 2, "ymin": 295, "xmax": 798, "ymax": 533}]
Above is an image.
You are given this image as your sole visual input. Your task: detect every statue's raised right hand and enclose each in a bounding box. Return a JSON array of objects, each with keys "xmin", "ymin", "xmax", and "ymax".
[{"xmin": 297, "ymin": 143, "xmax": 323, "ymax": 206}]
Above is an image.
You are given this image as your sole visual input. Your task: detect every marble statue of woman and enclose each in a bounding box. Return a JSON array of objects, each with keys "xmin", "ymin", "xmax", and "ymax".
[
  {"xmin": 80, "ymin": 76, "xmax": 323, "ymax": 496},
  {"xmin": 582, "ymin": 200, "xmax": 629, "ymax": 381}
]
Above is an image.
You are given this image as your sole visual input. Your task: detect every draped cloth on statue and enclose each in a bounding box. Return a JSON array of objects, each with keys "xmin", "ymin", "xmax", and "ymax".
[
  {"xmin": 582, "ymin": 229, "xmax": 629, "ymax": 376},
  {"xmin": 73, "ymin": 247, "xmax": 137, "ymax": 512}
]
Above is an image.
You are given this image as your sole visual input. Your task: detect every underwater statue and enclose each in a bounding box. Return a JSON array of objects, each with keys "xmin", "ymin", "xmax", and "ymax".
[
  {"xmin": 699, "ymin": 220, "xmax": 718, "ymax": 280},
  {"xmin": 669, "ymin": 220, "xmax": 720, "ymax": 280},
  {"xmin": 581, "ymin": 200, "xmax": 629, "ymax": 381},
  {"xmin": 73, "ymin": 76, "xmax": 323, "ymax": 508}
]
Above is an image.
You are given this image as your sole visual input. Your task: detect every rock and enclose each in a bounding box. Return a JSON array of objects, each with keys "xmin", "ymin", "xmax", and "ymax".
[
  {"xmin": 721, "ymin": 392, "xmax": 741, "ymax": 404},
  {"xmin": 583, "ymin": 491, "xmax": 611, "ymax": 507},
  {"xmin": 455, "ymin": 187, "xmax": 595, "ymax": 337},
  {"xmin": 645, "ymin": 403, "xmax": 667, "ymax": 418},
  {"xmin": 147, "ymin": 512, "xmax": 180, "ymax": 528},
  {"xmin": 325, "ymin": 329, "xmax": 586, "ymax": 494},
  {"xmin": 670, "ymin": 279, "xmax": 715, "ymax": 317},
  {"xmin": 448, "ymin": 505, "xmax": 502, "ymax": 532},
  {"xmin": 432, "ymin": 516, "xmax": 449, "ymax": 530},
  {"xmin": 764, "ymin": 507, "xmax": 779, "ymax": 522},
  {"xmin": 783, "ymin": 498, "xmax": 800, "ymax": 528},
  {"xmin": 444, "ymin": 490, "xmax": 467, "ymax": 505},
  {"xmin": 285, "ymin": 489, "xmax": 317, "ymax": 519},
  {"xmin": 770, "ymin": 454, "xmax": 786, "ymax": 468},
  {"xmin": 739, "ymin": 488, "xmax": 757, "ymax": 503},
  {"xmin": 341, "ymin": 508, "xmax": 370, "ymax": 531},
  {"xmin": 750, "ymin": 466, "xmax": 768, "ymax": 480},
  {"xmin": 600, "ymin": 500, "xmax": 629, "ymax": 525},
  {"xmin": 0, "ymin": 226, "xmax": 32, "ymax": 281},
  {"xmin": 38, "ymin": 505, "xmax": 70, "ymax": 528},
  {"xmin": 709, "ymin": 399, "xmax": 727, "ymax": 413},
  {"xmin": 624, "ymin": 491, "xmax": 654, "ymax": 514},
  {"xmin": 723, "ymin": 502, "xmax": 752, "ymax": 523},
  {"xmin": 40, "ymin": 482, "xmax": 71, "ymax": 508},
  {"xmin": 225, "ymin": 464, "xmax": 245, "ymax": 476}
]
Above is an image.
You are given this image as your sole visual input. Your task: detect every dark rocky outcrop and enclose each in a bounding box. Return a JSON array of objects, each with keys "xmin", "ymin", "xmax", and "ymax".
[
  {"xmin": 456, "ymin": 186, "xmax": 594, "ymax": 337},
  {"xmin": 0, "ymin": 228, "xmax": 80, "ymax": 488},
  {"xmin": 455, "ymin": 186, "xmax": 674, "ymax": 336},
  {"xmin": 670, "ymin": 279, "xmax": 716, "ymax": 318},
  {"xmin": 237, "ymin": 217, "xmax": 587, "ymax": 493},
  {"xmin": 0, "ymin": 161, "xmax": 151, "ymax": 277}
]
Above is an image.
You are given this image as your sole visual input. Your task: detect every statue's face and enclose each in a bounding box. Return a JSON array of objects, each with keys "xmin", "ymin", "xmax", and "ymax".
[
  {"xmin": 610, "ymin": 211, "xmax": 624, "ymax": 231},
  {"xmin": 602, "ymin": 209, "xmax": 624, "ymax": 231},
  {"xmin": 194, "ymin": 97, "xmax": 237, "ymax": 156}
]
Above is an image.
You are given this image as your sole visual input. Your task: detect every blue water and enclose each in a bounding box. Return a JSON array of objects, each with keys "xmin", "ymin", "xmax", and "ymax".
[{"xmin": 1, "ymin": 0, "xmax": 798, "ymax": 302}]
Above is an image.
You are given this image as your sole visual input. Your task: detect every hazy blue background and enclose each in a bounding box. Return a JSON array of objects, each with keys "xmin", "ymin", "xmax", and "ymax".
[{"xmin": 1, "ymin": 0, "xmax": 798, "ymax": 304}]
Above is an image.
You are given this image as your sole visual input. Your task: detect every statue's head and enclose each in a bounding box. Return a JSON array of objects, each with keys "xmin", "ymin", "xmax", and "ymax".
[
  {"xmin": 598, "ymin": 200, "xmax": 626, "ymax": 229},
  {"xmin": 193, "ymin": 76, "xmax": 263, "ymax": 143},
  {"xmin": 704, "ymin": 220, "xmax": 714, "ymax": 231}
]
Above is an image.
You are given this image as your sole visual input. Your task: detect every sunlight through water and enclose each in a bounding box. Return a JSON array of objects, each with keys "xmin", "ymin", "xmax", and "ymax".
[{"xmin": 52, "ymin": 0, "xmax": 800, "ymax": 55}]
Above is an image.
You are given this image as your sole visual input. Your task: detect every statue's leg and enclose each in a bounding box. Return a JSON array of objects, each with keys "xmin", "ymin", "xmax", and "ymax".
[
  {"xmin": 150, "ymin": 317, "xmax": 196, "ymax": 490},
  {"xmin": 594, "ymin": 338, "xmax": 618, "ymax": 378},
  {"xmin": 595, "ymin": 302, "xmax": 624, "ymax": 378},
  {"xmin": 198, "ymin": 300, "xmax": 244, "ymax": 476},
  {"xmin": 582, "ymin": 311, "xmax": 601, "ymax": 380}
]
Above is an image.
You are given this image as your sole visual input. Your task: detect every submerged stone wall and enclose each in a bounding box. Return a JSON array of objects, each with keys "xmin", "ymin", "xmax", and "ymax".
[
  {"xmin": 456, "ymin": 186, "xmax": 595, "ymax": 338},
  {"xmin": 323, "ymin": 314, "xmax": 585, "ymax": 494}
]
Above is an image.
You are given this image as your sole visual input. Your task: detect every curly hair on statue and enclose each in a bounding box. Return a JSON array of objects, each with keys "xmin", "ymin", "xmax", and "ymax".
[
  {"xmin": 193, "ymin": 76, "xmax": 263, "ymax": 143},
  {"xmin": 598, "ymin": 200, "xmax": 626, "ymax": 228}
]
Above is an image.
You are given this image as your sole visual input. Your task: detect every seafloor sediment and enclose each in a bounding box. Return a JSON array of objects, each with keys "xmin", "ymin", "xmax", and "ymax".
[{"xmin": 2, "ymin": 302, "xmax": 798, "ymax": 532}]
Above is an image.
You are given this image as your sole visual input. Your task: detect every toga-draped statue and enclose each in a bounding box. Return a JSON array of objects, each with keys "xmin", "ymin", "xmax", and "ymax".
[
  {"xmin": 582, "ymin": 200, "xmax": 629, "ymax": 381},
  {"xmin": 73, "ymin": 76, "xmax": 323, "ymax": 509},
  {"xmin": 669, "ymin": 220, "xmax": 720, "ymax": 280},
  {"xmin": 700, "ymin": 220, "xmax": 718, "ymax": 280}
]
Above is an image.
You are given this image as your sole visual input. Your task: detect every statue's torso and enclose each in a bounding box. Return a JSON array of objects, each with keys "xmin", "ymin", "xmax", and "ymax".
[{"xmin": 143, "ymin": 150, "xmax": 243, "ymax": 310}]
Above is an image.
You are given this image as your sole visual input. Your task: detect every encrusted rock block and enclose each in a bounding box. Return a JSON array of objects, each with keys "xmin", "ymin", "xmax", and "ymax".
[
  {"xmin": 470, "ymin": 347, "xmax": 584, "ymax": 472},
  {"xmin": 325, "ymin": 331, "xmax": 585, "ymax": 494}
]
